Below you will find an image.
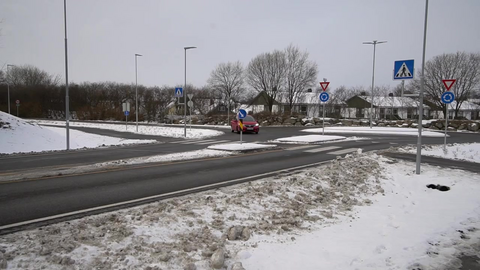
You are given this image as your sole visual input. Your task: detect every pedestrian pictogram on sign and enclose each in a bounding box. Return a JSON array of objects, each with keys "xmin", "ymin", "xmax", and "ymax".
[
  {"xmin": 393, "ymin": 60, "xmax": 414, "ymax": 80},
  {"xmin": 320, "ymin": 82, "xmax": 330, "ymax": 91},
  {"xmin": 175, "ymin": 87, "xmax": 183, "ymax": 97},
  {"xmin": 442, "ymin": 79, "xmax": 456, "ymax": 91}
]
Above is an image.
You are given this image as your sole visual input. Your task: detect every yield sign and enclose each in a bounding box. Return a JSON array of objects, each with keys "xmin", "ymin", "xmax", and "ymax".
[
  {"xmin": 320, "ymin": 82, "xmax": 330, "ymax": 91},
  {"xmin": 442, "ymin": 79, "xmax": 456, "ymax": 91}
]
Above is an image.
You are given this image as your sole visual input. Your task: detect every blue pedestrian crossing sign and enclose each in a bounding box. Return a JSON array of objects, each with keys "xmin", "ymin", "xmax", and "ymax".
[
  {"xmin": 394, "ymin": 59, "xmax": 414, "ymax": 80},
  {"xmin": 124, "ymin": 111, "xmax": 129, "ymax": 116},
  {"xmin": 175, "ymin": 87, "xmax": 183, "ymax": 97},
  {"xmin": 319, "ymin": 92, "xmax": 329, "ymax": 102},
  {"xmin": 441, "ymin": 92, "xmax": 455, "ymax": 104},
  {"xmin": 238, "ymin": 109, "xmax": 247, "ymax": 119}
]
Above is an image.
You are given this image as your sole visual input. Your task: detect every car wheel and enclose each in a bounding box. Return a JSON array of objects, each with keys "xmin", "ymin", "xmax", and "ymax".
[
  {"xmin": 255, "ymin": 131, "xmax": 259, "ymax": 134},
  {"xmin": 231, "ymin": 129, "xmax": 234, "ymax": 133}
]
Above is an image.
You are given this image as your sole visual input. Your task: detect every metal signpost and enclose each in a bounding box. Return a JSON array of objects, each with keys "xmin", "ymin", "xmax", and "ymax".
[
  {"xmin": 16, "ymin": 100, "xmax": 20, "ymax": 116},
  {"xmin": 122, "ymin": 102, "xmax": 130, "ymax": 130},
  {"xmin": 441, "ymin": 79, "xmax": 456, "ymax": 151},
  {"xmin": 319, "ymin": 81, "xmax": 330, "ymax": 135},
  {"xmin": 188, "ymin": 93, "xmax": 194, "ymax": 130},
  {"xmin": 237, "ymin": 109, "xmax": 247, "ymax": 144}
]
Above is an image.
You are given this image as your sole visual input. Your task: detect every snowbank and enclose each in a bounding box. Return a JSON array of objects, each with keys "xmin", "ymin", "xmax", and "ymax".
[
  {"xmin": 0, "ymin": 112, "xmax": 155, "ymax": 154},
  {"xmin": 302, "ymin": 126, "xmax": 445, "ymax": 137},
  {"xmin": 400, "ymin": 143, "xmax": 480, "ymax": 163},
  {"xmin": 34, "ymin": 120, "xmax": 224, "ymax": 139}
]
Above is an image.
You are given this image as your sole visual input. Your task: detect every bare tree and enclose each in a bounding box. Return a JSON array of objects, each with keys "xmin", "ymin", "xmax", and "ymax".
[
  {"xmin": 409, "ymin": 52, "xmax": 480, "ymax": 118},
  {"xmin": 282, "ymin": 45, "xmax": 318, "ymax": 114},
  {"xmin": 7, "ymin": 65, "xmax": 60, "ymax": 87},
  {"xmin": 207, "ymin": 61, "xmax": 244, "ymax": 110},
  {"xmin": 246, "ymin": 50, "xmax": 286, "ymax": 112}
]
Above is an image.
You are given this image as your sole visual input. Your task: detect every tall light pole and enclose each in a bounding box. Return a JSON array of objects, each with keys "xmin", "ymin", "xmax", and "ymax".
[
  {"xmin": 135, "ymin": 53, "xmax": 142, "ymax": 133},
  {"xmin": 6, "ymin": 64, "xmax": 15, "ymax": 115},
  {"xmin": 184, "ymin": 46, "xmax": 196, "ymax": 137},
  {"xmin": 64, "ymin": 0, "xmax": 70, "ymax": 150},
  {"xmin": 416, "ymin": 0, "xmax": 429, "ymax": 175},
  {"xmin": 363, "ymin": 40, "xmax": 387, "ymax": 128}
]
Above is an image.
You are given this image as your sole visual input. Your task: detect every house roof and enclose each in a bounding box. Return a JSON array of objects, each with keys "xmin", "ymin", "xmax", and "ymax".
[
  {"xmin": 277, "ymin": 92, "xmax": 346, "ymax": 105},
  {"xmin": 357, "ymin": 95, "xmax": 425, "ymax": 108},
  {"xmin": 445, "ymin": 100, "xmax": 480, "ymax": 111}
]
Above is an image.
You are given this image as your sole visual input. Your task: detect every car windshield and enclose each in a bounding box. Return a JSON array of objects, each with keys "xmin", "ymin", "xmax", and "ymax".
[{"xmin": 243, "ymin": 116, "xmax": 255, "ymax": 122}]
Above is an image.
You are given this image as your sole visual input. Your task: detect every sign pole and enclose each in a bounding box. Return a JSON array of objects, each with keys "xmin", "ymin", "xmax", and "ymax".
[
  {"xmin": 17, "ymin": 105, "xmax": 19, "ymax": 117},
  {"xmin": 444, "ymin": 104, "xmax": 448, "ymax": 151},
  {"xmin": 126, "ymin": 115, "xmax": 128, "ymax": 130},
  {"xmin": 322, "ymin": 103, "xmax": 325, "ymax": 136},
  {"xmin": 240, "ymin": 129, "xmax": 242, "ymax": 144}
]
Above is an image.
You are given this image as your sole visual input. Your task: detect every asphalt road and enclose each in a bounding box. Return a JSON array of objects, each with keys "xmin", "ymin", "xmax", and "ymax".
[{"xmin": 1, "ymin": 123, "xmax": 480, "ymax": 232}]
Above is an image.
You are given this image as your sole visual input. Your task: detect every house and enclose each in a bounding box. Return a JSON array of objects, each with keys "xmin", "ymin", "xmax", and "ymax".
[
  {"xmin": 277, "ymin": 90, "xmax": 347, "ymax": 118},
  {"xmin": 428, "ymin": 100, "xmax": 480, "ymax": 120},
  {"xmin": 345, "ymin": 95, "xmax": 428, "ymax": 120},
  {"xmin": 243, "ymin": 91, "xmax": 281, "ymax": 114}
]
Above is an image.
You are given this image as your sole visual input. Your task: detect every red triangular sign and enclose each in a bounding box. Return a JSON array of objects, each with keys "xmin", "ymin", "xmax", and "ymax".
[
  {"xmin": 442, "ymin": 79, "xmax": 456, "ymax": 91},
  {"xmin": 320, "ymin": 82, "xmax": 330, "ymax": 91}
]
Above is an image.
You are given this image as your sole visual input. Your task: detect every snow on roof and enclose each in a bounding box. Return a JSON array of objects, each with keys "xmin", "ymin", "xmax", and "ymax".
[
  {"xmin": 277, "ymin": 92, "xmax": 346, "ymax": 105},
  {"xmin": 445, "ymin": 100, "xmax": 480, "ymax": 111},
  {"xmin": 358, "ymin": 95, "xmax": 423, "ymax": 108}
]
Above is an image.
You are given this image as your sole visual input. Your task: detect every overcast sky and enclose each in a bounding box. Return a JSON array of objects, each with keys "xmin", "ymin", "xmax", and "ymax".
[{"xmin": 1, "ymin": 0, "xmax": 479, "ymax": 91}]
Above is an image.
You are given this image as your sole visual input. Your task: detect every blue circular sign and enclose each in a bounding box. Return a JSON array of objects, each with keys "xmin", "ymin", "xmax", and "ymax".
[
  {"xmin": 441, "ymin": 92, "xmax": 455, "ymax": 104},
  {"xmin": 124, "ymin": 111, "xmax": 130, "ymax": 116},
  {"xmin": 319, "ymin": 92, "xmax": 329, "ymax": 102},
  {"xmin": 238, "ymin": 109, "xmax": 247, "ymax": 119}
]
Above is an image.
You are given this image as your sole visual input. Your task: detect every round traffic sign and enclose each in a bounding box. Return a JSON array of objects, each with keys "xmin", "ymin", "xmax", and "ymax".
[
  {"xmin": 238, "ymin": 109, "xmax": 247, "ymax": 119},
  {"xmin": 441, "ymin": 92, "xmax": 455, "ymax": 104},
  {"xmin": 319, "ymin": 92, "xmax": 329, "ymax": 102},
  {"xmin": 124, "ymin": 111, "xmax": 130, "ymax": 116},
  {"xmin": 16, "ymin": 100, "xmax": 20, "ymax": 104},
  {"xmin": 187, "ymin": 101, "xmax": 193, "ymax": 107}
]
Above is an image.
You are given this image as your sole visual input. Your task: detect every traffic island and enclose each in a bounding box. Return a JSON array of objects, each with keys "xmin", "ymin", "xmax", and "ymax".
[{"xmin": 207, "ymin": 142, "xmax": 278, "ymax": 153}]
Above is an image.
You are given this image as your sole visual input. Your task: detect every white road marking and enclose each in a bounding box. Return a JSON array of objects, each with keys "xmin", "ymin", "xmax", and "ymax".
[
  {"xmin": 285, "ymin": 145, "xmax": 319, "ymax": 151},
  {"xmin": 304, "ymin": 146, "xmax": 341, "ymax": 153},
  {"xmin": 197, "ymin": 140, "xmax": 231, "ymax": 145},
  {"xmin": 327, "ymin": 148, "xmax": 358, "ymax": 155}
]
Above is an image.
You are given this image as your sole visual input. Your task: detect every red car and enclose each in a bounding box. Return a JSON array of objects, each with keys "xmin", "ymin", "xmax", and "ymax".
[{"xmin": 231, "ymin": 115, "xmax": 260, "ymax": 134}]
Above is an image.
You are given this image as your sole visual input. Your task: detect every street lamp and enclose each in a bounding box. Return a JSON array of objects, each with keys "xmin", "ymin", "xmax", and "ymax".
[
  {"xmin": 64, "ymin": 0, "xmax": 70, "ymax": 150},
  {"xmin": 184, "ymin": 46, "xmax": 196, "ymax": 137},
  {"xmin": 6, "ymin": 64, "xmax": 15, "ymax": 115},
  {"xmin": 363, "ymin": 40, "xmax": 387, "ymax": 128},
  {"xmin": 135, "ymin": 53, "xmax": 142, "ymax": 132},
  {"xmin": 416, "ymin": 0, "xmax": 429, "ymax": 175}
]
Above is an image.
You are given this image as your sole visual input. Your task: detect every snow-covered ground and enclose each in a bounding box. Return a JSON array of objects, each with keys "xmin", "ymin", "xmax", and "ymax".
[
  {"xmin": 1, "ymin": 152, "xmax": 479, "ymax": 270},
  {"xmin": 0, "ymin": 113, "xmax": 156, "ymax": 154},
  {"xmin": 302, "ymin": 126, "xmax": 445, "ymax": 137},
  {"xmin": 34, "ymin": 119, "xmax": 224, "ymax": 139},
  {"xmin": 400, "ymin": 143, "xmax": 480, "ymax": 164}
]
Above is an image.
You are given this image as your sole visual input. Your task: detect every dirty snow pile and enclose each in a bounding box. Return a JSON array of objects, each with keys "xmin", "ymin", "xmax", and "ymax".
[
  {"xmin": 399, "ymin": 143, "xmax": 480, "ymax": 163},
  {"xmin": 0, "ymin": 112, "xmax": 155, "ymax": 154},
  {"xmin": 34, "ymin": 120, "xmax": 224, "ymax": 139},
  {"xmin": 1, "ymin": 152, "xmax": 480, "ymax": 269}
]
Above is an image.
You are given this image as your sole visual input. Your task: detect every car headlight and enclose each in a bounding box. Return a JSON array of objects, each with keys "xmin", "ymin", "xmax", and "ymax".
[{"xmin": 255, "ymin": 123, "xmax": 259, "ymax": 127}]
